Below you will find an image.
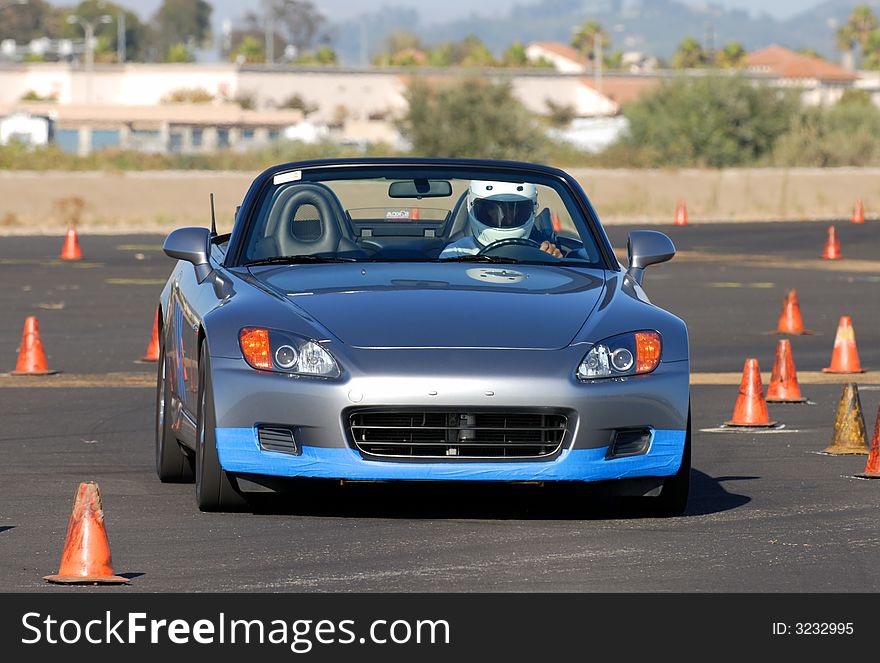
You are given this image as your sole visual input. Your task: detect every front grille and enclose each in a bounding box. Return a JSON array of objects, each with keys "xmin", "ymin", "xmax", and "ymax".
[{"xmin": 348, "ymin": 410, "xmax": 567, "ymax": 460}]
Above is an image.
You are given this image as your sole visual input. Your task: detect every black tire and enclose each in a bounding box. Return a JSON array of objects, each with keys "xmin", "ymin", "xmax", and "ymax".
[
  {"xmin": 156, "ymin": 333, "xmax": 194, "ymax": 483},
  {"xmin": 195, "ymin": 343, "xmax": 248, "ymax": 512},
  {"xmin": 646, "ymin": 407, "xmax": 691, "ymax": 517}
]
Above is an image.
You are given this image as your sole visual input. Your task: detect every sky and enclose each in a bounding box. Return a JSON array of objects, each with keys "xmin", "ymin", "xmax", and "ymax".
[{"xmin": 54, "ymin": 0, "xmax": 827, "ymax": 25}]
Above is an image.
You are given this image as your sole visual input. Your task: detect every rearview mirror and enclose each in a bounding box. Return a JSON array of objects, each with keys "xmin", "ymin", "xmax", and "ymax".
[
  {"xmin": 164, "ymin": 227, "xmax": 212, "ymax": 282},
  {"xmin": 388, "ymin": 179, "xmax": 453, "ymax": 199},
  {"xmin": 626, "ymin": 230, "xmax": 675, "ymax": 286}
]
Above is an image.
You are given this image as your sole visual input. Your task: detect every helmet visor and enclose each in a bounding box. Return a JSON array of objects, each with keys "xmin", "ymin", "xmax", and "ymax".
[{"xmin": 471, "ymin": 198, "xmax": 533, "ymax": 228}]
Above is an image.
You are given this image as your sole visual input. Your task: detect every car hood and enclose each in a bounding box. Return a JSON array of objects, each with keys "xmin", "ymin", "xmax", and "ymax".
[{"xmin": 250, "ymin": 263, "xmax": 606, "ymax": 350}]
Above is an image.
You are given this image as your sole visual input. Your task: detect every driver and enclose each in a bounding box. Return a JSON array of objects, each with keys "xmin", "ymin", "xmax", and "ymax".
[{"xmin": 440, "ymin": 180, "xmax": 563, "ymax": 259}]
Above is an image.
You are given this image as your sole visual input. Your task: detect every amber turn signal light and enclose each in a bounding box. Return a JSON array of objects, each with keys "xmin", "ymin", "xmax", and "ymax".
[
  {"xmin": 635, "ymin": 331, "xmax": 661, "ymax": 373},
  {"xmin": 239, "ymin": 327, "xmax": 272, "ymax": 370}
]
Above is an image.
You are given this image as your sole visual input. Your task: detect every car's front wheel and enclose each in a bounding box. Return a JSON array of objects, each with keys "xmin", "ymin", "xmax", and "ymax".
[
  {"xmin": 647, "ymin": 407, "xmax": 691, "ymax": 517},
  {"xmin": 195, "ymin": 343, "xmax": 248, "ymax": 512},
  {"xmin": 155, "ymin": 332, "xmax": 194, "ymax": 483}
]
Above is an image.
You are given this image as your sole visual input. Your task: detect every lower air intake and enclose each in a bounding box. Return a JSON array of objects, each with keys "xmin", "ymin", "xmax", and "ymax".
[
  {"xmin": 606, "ymin": 428, "xmax": 653, "ymax": 459},
  {"xmin": 348, "ymin": 410, "xmax": 567, "ymax": 461},
  {"xmin": 257, "ymin": 426, "xmax": 300, "ymax": 455}
]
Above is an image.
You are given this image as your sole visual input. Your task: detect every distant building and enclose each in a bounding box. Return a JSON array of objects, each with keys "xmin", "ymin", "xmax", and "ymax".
[
  {"xmin": 514, "ymin": 75, "xmax": 659, "ymax": 119},
  {"xmin": 581, "ymin": 77, "xmax": 660, "ymax": 112},
  {"xmin": 0, "ymin": 102, "xmax": 302, "ymax": 156},
  {"xmin": 524, "ymin": 42, "xmax": 588, "ymax": 73},
  {"xmin": 746, "ymin": 45, "xmax": 857, "ymax": 105},
  {"xmin": 0, "ymin": 111, "xmax": 53, "ymax": 146},
  {"xmin": 621, "ymin": 51, "xmax": 658, "ymax": 73}
]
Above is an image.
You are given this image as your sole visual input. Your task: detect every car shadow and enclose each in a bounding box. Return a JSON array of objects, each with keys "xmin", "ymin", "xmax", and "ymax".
[
  {"xmin": 246, "ymin": 469, "xmax": 752, "ymax": 520},
  {"xmin": 0, "ymin": 526, "xmax": 14, "ymax": 534}
]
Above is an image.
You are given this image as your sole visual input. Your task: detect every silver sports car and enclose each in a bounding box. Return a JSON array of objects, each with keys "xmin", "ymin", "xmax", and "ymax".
[{"xmin": 156, "ymin": 158, "xmax": 690, "ymax": 514}]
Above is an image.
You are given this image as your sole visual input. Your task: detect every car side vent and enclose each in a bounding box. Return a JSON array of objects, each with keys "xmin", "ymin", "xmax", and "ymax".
[
  {"xmin": 257, "ymin": 426, "xmax": 300, "ymax": 455},
  {"xmin": 606, "ymin": 428, "xmax": 653, "ymax": 459}
]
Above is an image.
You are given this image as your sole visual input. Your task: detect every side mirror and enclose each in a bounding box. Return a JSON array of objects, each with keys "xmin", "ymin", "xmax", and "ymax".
[
  {"xmin": 164, "ymin": 227, "xmax": 212, "ymax": 283},
  {"xmin": 626, "ymin": 230, "xmax": 675, "ymax": 286}
]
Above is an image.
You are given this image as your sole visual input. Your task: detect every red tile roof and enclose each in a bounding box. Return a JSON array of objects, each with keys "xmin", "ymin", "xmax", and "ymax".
[{"xmin": 746, "ymin": 45, "xmax": 856, "ymax": 82}]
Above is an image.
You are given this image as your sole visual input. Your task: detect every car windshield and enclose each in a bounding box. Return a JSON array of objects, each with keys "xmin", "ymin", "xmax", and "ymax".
[{"xmin": 239, "ymin": 165, "xmax": 605, "ymax": 267}]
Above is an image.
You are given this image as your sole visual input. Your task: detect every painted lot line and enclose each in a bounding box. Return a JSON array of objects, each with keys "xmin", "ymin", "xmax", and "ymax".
[
  {"xmin": 613, "ymin": 248, "xmax": 880, "ymax": 273},
  {"xmin": 2, "ymin": 371, "xmax": 878, "ymax": 389},
  {"xmin": 694, "ymin": 371, "xmax": 880, "ymax": 385},
  {"xmin": 0, "ymin": 372, "xmax": 155, "ymax": 388}
]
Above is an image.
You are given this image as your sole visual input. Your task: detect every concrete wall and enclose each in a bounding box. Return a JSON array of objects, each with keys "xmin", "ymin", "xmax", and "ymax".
[
  {"xmin": 2, "ymin": 168, "xmax": 879, "ymax": 234},
  {"xmin": 0, "ymin": 64, "xmax": 239, "ymax": 105},
  {"xmin": 569, "ymin": 168, "xmax": 880, "ymax": 224}
]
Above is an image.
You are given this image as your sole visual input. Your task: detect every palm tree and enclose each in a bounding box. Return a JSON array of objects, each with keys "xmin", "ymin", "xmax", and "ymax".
[
  {"xmin": 836, "ymin": 5, "xmax": 878, "ymax": 53},
  {"xmin": 862, "ymin": 29, "xmax": 880, "ymax": 69},
  {"xmin": 715, "ymin": 41, "xmax": 746, "ymax": 68},
  {"xmin": 571, "ymin": 20, "xmax": 609, "ymax": 62},
  {"xmin": 672, "ymin": 36, "xmax": 707, "ymax": 69}
]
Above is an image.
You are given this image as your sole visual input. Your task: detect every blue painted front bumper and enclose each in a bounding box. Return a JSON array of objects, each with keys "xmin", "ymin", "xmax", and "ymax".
[{"xmin": 216, "ymin": 428, "xmax": 686, "ymax": 483}]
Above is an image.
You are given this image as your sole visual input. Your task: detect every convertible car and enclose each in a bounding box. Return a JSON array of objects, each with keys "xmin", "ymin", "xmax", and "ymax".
[{"xmin": 156, "ymin": 158, "xmax": 690, "ymax": 514}]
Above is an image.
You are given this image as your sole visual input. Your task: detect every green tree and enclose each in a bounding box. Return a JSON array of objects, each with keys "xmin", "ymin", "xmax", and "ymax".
[
  {"xmin": 715, "ymin": 41, "xmax": 746, "ymax": 68},
  {"xmin": 397, "ymin": 77, "xmax": 547, "ymax": 160},
  {"xmin": 266, "ymin": 0, "xmax": 328, "ymax": 55},
  {"xmin": 502, "ymin": 41, "xmax": 529, "ymax": 67},
  {"xmin": 372, "ymin": 29, "xmax": 426, "ymax": 66},
  {"xmin": 571, "ymin": 20, "xmax": 609, "ymax": 62},
  {"xmin": 165, "ymin": 42, "xmax": 195, "ymax": 63},
  {"xmin": 545, "ymin": 98, "xmax": 577, "ymax": 127},
  {"xmin": 797, "ymin": 47, "xmax": 823, "ymax": 59},
  {"xmin": 458, "ymin": 35, "xmax": 495, "ymax": 66},
  {"xmin": 385, "ymin": 28, "xmax": 423, "ymax": 54},
  {"xmin": 279, "ymin": 93, "xmax": 318, "ymax": 116},
  {"xmin": 604, "ymin": 50, "xmax": 623, "ymax": 69},
  {"xmin": 671, "ymin": 36, "xmax": 708, "ymax": 68},
  {"xmin": 862, "ymin": 30, "xmax": 880, "ymax": 69},
  {"xmin": 60, "ymin": 0, "xmax": 151, "ymax": 62},
  {"xmin": 294, "ymin": 45, "xmax": 338, "ymax": 65},
  {"xmin": 621, "ymin": 75, "xmax": 799, "ymax": 167},
  {"xmin": 0, "ymin": 0, "xmax": 63, "ymax": 42},
  {"xmin": 231, "ymin": 35, "xmax": 265, "ymax": 63},
  {"xmin": 773, "ymin": 91, "xmax": 880, "ymax": 166},
  {"xmin": 426, "ymin": 35, "xmax": 495, "ymax": 67},
  {"xmin": 152, "ymin": 0, "xmax": 212, "ymax": 59}
]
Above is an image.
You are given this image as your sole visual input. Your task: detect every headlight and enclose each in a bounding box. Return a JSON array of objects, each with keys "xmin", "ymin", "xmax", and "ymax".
[
  {"xmin": 239, "ymin": 327, "xmax": 341, "ymax": 378},
  {"xmin": 576, "ymin": 331, "xmax": 661, "ymax": 380}
]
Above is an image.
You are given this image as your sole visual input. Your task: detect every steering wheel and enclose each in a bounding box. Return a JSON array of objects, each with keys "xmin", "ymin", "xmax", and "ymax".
[{"xmin": 477, "ymin": 237, "xmax": 541, "ymax": 255}]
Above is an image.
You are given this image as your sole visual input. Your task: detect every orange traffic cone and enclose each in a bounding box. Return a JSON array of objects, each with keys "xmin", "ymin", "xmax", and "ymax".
[
  {"xmin": 857, "ymin": 405, "xmax": 880, "ymax": 478},
  {"xmin": 823, "ymin": 315, "xmax": 865, "ymax": 373},
  {"xmin": 725, "ymin": 358, "xmax": 777, "ymax": 427},
  {"xmin": 776, "ymin": 288, "xmax": 810, "ymax": 335},
  {"xmin": 44, "ymin": 482, "xmax": 129, "ymax": 584},
  {"xmin": 822, "ymin": 383, "xmax": 869, "ymax": 455},
  {"xmin": 766, "ymin": 339, "xmax": 806, "ymax": 403},
  {"xmin": 674, "ymin": 199, "xmax": 688, "ymax": 226},
  {"xmin": 11, "ymin": 316, "xmax": 56, "ymax": 375},
  {"xmin": 822, "ymin": 225, "xmax": 840, "ymax": 260},
  {"xmin": 551, "ymin": 210, "xmax": 562, "ymax": 232},
  {"xmin": 851, "ymin": 199, "xmax": 865, "ymax": 224},
  {"xmin": 141, "ymin": 308, "xmax": 160, "ymax": 362},
  {"xmin": 60, "ymin": 226, "xmax": 82, "ymax": 261}
]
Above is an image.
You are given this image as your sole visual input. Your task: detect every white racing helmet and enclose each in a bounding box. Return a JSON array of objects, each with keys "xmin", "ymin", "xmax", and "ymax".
[{"xmin": 467, "ymin": 180, "xmax": 537, "ymax": 247}]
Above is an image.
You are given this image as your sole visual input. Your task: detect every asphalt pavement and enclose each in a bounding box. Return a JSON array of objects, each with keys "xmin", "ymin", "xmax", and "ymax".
[{"xmin": 1, "ymin": 222, "xmax": 879, "ymax": 591}]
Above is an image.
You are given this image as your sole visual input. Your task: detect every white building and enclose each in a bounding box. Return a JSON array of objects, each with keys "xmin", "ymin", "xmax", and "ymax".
[
  {"xmin": 0, "ymin": 111, "xmax": 52, "ymax": 146},
  {"xmin": 524, "ymin": 42, "xmax": 588, "ymax": 73},
  {"xmin": 746, "ymin": 45, "xmax": 857, "ymax": 106}
]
